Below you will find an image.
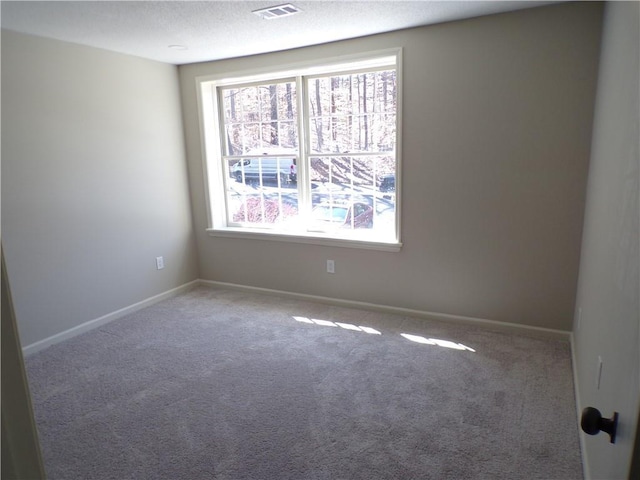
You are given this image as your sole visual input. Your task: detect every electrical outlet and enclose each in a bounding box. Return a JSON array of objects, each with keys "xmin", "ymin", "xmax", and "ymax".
[
  {"xmin": 596, "ymin": 356, "xmax": 603, "ymax": 390},
  {"xmin": 326, "ymin": 259, "xmax": 335, "ymax": 274},
  {"xmin": 156, "ymin": 256, "xmax": 165, "ymax": 270}
]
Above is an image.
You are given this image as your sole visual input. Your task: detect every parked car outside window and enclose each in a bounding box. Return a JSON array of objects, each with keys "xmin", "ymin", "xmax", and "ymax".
[
  {"xmin": 309, "ymin": 201, "xmax": 373, "ymax": 231},
  {"xmin": 231, "ymin": 156, "xmax": 297, "ymax": 185},
  {"xmin": 379, "ymin": 174, "xmax": 395, "ymax": 199},
  {"xmin": 379, "ymin": 174, "xmax": 395, "ymax": 192}
]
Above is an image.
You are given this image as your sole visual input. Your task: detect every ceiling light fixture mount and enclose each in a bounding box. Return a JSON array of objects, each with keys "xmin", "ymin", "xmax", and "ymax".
[{"xmin": 252, "ymin": 3, "xmax": 301, "ymax": 20}]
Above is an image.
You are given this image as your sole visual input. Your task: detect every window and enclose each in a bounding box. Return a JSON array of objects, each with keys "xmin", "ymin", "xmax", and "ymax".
[{"xmin": 198, "ymin": 50, "xmax": 401, "ymax": 251}]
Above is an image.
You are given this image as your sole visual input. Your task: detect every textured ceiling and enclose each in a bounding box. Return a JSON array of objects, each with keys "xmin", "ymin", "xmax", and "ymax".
[{"xmin": 1, "ymin": 1, "xmax": 557, "ymax": 65}]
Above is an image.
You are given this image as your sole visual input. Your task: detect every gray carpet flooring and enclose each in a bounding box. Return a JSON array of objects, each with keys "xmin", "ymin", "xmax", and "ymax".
[{"xmin": 25, "ymin": 286, "xmax": 583, "ymax": 479}]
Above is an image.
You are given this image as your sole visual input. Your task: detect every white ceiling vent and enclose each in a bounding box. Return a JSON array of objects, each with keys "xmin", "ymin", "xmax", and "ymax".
[{"xmin": 252, "ymin": 4, "xmax": 301, "ymax": 20}]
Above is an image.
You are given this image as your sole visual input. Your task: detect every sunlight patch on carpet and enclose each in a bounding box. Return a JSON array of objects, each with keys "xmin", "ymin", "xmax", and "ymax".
[
  {"xmin": 293, "ymin": 316, "xmax": 381, "ymax": 334},
  {"xmin": 401, "ymin": 333, "xmax": 476, "ymax": 352},
  {"xmin": 292, "ymin": 316, "xmax": 474, "ymax": 351}
]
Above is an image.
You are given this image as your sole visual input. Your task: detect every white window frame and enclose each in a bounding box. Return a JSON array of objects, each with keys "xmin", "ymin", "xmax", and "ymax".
[{"xmin": 196, "ymin": 49, "xmax": 403, "ymax": 252}]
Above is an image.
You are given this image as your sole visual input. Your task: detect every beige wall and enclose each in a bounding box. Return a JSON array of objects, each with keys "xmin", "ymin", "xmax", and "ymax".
[
  {"xmin": 1, "ymin": 30, "xmax": 200, "ymax": 347},
  {"xmin": 573, "ymin": 2, "xmax": 640, "ymax": 478},
  {"xmin": 179, "ymin": 2, "xmax": 603, "ymax": 331}
]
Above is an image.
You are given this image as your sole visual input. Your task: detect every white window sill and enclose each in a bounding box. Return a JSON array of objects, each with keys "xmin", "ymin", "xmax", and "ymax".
[{"xmin": 206, "ymin": 228, "xmax": 402, "ymax": 252}]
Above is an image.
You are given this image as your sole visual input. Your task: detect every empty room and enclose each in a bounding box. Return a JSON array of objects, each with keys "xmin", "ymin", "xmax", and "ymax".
[{"xmin": 1, "ymin": 1, "xmax": 638, "ymax": 479}]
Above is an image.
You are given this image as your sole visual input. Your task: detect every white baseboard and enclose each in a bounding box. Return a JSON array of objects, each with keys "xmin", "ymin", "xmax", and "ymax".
[
  {"xmin": 23, "ymin": 277, "xmax": 571, "ymax": 358},
  {"xmin": 571, "ymin": 334, "xmax": 590, "ymax": 480},
  {"xmin": 198, "ymin": 279, "xmax": 571, "ymax": 340},
  {"xmin": 22, "ymin": 280, "xmax": 200, "ymax": 357}
]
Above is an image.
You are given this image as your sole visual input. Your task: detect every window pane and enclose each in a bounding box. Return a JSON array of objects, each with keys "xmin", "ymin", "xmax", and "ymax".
[
  {"xmin": 225, "ymin": 156, "xmax": 299, "ymax": 227},
  {"xmin": 221, "ymin": 81, "xmax": 298, "ymax": 155},
  {"xmin": 309, "ymin": 156, "xmax": 396, "ymax": 237},
  {"xmin": 308, "ymin": 70, "xmax": 396, "ymax": 154}
]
